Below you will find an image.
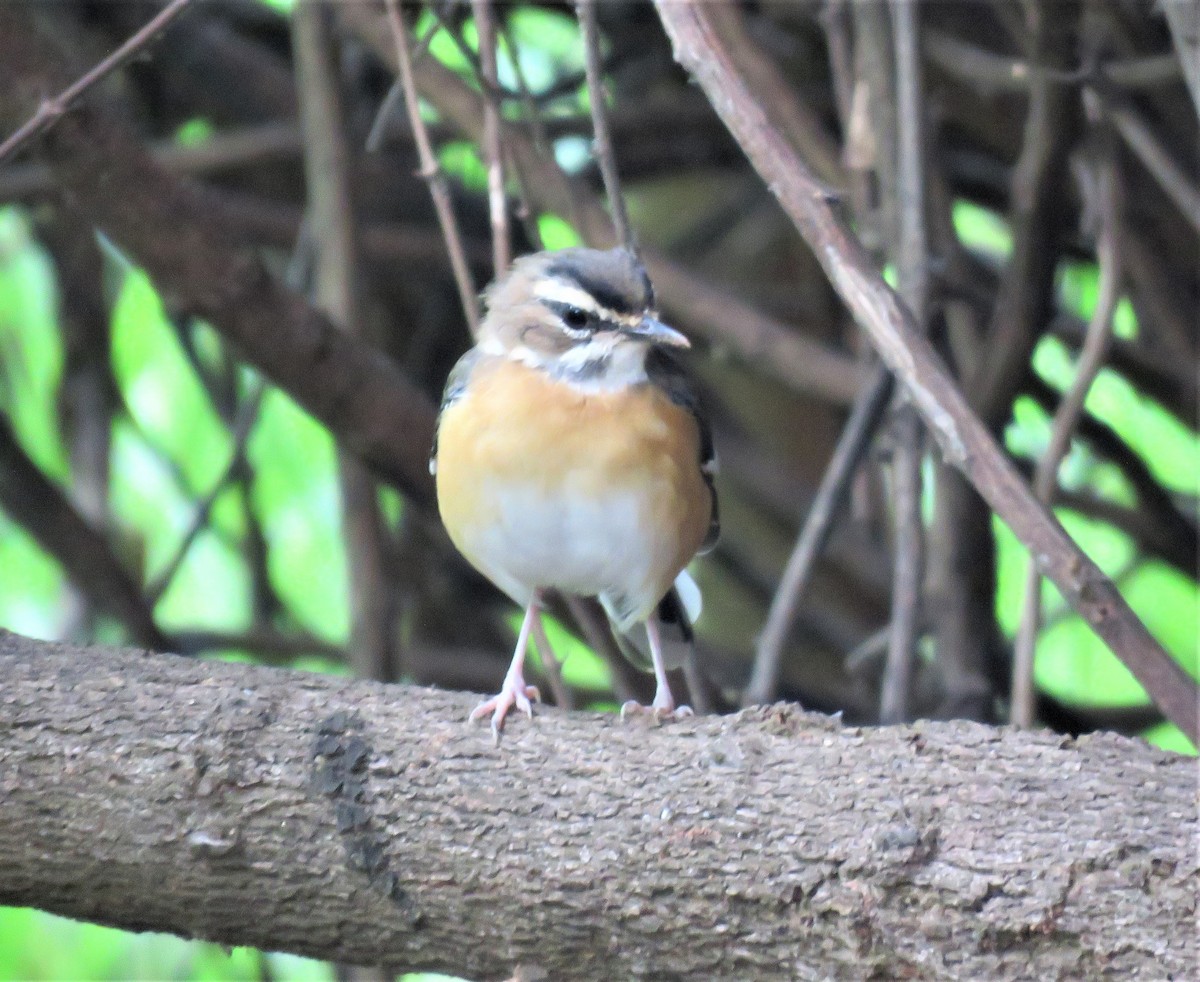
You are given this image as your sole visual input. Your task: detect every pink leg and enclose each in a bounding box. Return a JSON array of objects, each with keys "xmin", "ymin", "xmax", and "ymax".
[
  {"xmin": 470, "ymin": 596, "xmax": 542, "ymax": 738},
  {"xmin": 620, "ymin": 619, "xmax": 693, "ymax": 720},
  {"xmin": 531, "ymin": 614, "xmax": 573, "ymax": 710}
]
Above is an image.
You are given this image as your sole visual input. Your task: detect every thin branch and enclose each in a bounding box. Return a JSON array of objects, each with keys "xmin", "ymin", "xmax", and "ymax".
[
  {"xmin": 366, "ymin": 17, "xmax": 440, "ymax": 153},
  {"xmin": 654, "ymin": 1, "xmax": 1198, "ymax": 743},
  {"xmin": 146, "ymin": 382, "xmax": 265, "ymax": 605},
  {"xmin": 1101, "ymin": 93, "xmax": 1200, "ymax": 238},
  {"xmin": 382, "ymin": 0, "xmax": 480, "ymax": 334},
  {"xmin": 1162, "ymin": 0, "xmax": 1200, "ymax": 121},
  {"xmin": 294, "ymin": 0, "xmax": 395, "ymax": 684},
  {"xmin": 1011, "ymin": 141, "xmax": 1123, "ymax": 728},
  {"xmin": 497, "ymin": 23, "xmax": 547, "ymax": 250},
  {"xmin": 744, "ymin": 367, "xmax": 893, "ymax": 707},
  {"xmin": 576, "ymin": 0, "xmax": 633, "ymax": 249},
  {"xmin": 0, "ymin": 0, "xmax": 197, "ymax": 165},
  {"xmin": 882, "ymin": 411, "xmax": 924, "ymax": 723},
  {"xmin": 924, "ymin": 28, "xmax": 1181, "ymax": 92},
  {"xmin": 338, "ymin": 6, "xmax": 870, "ymax": 406},
  {"xmin": 472, "ymin": 0, "xmax": 511, "ymax": 276},
  {"xmin": 702, "ymin": 4, "xmax": 846, "ymax": 193},
  {"xmin": 880, "ymin": 0, "xmax": 928, "ymax": 725},
  {"xmin": 927, "ymin": 2, "xmax": 1079, "ymax": 720}
]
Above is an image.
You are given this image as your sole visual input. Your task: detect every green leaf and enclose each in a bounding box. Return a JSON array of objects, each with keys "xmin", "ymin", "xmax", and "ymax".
[
  {"xmin": 952, "ymin": 200, "xmax": 1012, "ymax": 259},
  {"xmin": 0, "ymin": 207, "xmax": 69, "ymax": 479},
  {"xmin": 0, "ymin": 516, "xmax": 68, "ymax": 639},
  {"xmin": 1140, "ymin": 722, "xmax": 1196, "ymax": 755},
  {"xmin": 111, "ymin": 269, "xmax": 232, "ymax": 495},
  {"xmin": 439, "ymin": 141, "xmax": 488, "ymax": 192},
  {"xmin": 537, "ymin": 214, "xmax": 582, "ymax": 250},
  {"xmin": 504, "ymin": 8, "xmax": 584, "ymax": 95},
  {"xmin": 247, "ymin": 388, "xmax": 348, "ymax": 643},
  {"xmin": 1032, "ymin": 336, "xmax": 1200, "ymax": 495},
  {"xmin": 994, "ymin": 513, "xmax": 1198, "ymax": 710},
  {"xmin": 175, "ymin": 117, "xmax": 215, "ymax": 147}
]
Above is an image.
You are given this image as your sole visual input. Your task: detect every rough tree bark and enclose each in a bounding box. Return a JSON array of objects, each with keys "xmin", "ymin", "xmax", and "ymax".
[{"xmin": 0, "ymin": 630, "xmax": 1194, "ymax": 981}]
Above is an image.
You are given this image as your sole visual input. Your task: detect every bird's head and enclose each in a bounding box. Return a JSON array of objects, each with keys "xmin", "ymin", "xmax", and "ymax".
[{"xmin": 478, "ymin": 247, "xmax": 689, "ymax": 387}]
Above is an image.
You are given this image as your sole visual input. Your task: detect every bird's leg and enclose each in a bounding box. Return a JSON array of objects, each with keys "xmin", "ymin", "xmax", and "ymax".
[
  {"xmin": 470, "ymin": 594, "xmax": 543, "ymax": 737},
  {"xmin": 531, "ymin": 613, "xmax": 573, "ymax": 709},
  {"xmin": 620, "ymin": 618, "xmax": 694, "ymax": 720}
]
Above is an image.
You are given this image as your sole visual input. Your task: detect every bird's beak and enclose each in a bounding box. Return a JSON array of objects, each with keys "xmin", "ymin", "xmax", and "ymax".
[{"xmin": 628, "ymin": 315, "xmax": 690, "ymax": 348}]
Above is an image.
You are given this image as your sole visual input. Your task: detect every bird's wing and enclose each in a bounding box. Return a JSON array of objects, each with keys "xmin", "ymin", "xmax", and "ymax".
[
  {"xmin": 429, "ymin": 346, "xmax": 485, "ymax": 475},
  {"xmin": 644, "ymin": 346, "xmax": 720, "ymax": 552}
]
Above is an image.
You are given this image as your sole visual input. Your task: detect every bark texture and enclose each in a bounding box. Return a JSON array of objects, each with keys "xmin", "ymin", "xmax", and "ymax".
[{"xmin": 0, "ymin": 630, "xmax": 1195, "ymax": 980}]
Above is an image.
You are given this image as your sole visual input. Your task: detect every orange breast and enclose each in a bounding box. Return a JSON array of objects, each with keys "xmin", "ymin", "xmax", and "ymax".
[{"xmin": 436, "ymin": 358, "xmax": 712, "ymax": 607}]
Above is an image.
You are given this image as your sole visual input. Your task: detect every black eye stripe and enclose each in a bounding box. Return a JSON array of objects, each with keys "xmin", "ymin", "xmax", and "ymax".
[{"xmin": 541, "ymin": 299, "xmax": 625, "ymax": 333}]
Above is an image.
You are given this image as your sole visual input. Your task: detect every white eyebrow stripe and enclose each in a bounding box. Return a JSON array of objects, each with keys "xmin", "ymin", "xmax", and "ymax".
[
  {"xmin": 533, "ymin": 279, "xmax": 605, "ymax": 313},
  {"xmin": 533, "ymin": 278, "xmax": 643, "ymax": 329}
]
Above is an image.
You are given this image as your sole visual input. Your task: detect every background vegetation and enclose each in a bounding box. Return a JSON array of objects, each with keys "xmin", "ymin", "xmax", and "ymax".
[{"xmin": 0, "ymin": 0, "xmax": 1195, "ymax": 977}]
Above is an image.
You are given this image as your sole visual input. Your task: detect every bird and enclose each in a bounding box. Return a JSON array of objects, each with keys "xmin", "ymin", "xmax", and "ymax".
[{"xmin": 431, "ymin": 246, "xmax": 718, "ymax": 736}]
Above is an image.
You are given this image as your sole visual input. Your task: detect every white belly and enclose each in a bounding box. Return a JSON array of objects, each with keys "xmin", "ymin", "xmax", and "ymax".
[{"xmin": 457, "ymin": 479, "xmax": 665, "ymax": 628}]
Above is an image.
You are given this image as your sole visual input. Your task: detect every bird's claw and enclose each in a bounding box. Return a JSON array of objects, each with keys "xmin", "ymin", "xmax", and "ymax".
[
  {"xmin": 620, "ymin": 699, "xmax": 693, "ymax": 722},
  {"xmin": 470, "ymin": 677, "xmax": 540, "ymax": 740}
]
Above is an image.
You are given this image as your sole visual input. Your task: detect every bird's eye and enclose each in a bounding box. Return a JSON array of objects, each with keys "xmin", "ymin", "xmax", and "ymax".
[{"xmin": 563, "ymin": 306, "xmax": 589, "ymax": 330}]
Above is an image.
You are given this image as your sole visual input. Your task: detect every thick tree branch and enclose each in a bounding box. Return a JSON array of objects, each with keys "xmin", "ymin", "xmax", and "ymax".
[
  {"xmin": 653, "ymin": 2, "xmax": 1198, "ymax": 744},
  {"xmin": 0, "ymin": 6, "xmax": 437, "ymax": 507},
  {"xmin": 0, "ymin": 415, "xmax": 167, "ymax": 649},
  {"xmin": 0, "ymin": 630, "xmax": 1195, "ymax": 981}
]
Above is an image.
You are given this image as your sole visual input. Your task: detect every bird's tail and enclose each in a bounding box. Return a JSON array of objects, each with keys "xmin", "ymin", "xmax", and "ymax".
[{"xmin": 615, "ymin": 570, "xmax": 702, "ymax": 671}]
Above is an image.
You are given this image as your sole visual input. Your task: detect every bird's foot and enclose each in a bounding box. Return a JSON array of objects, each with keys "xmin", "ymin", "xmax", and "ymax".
[
  {"xmin": 470, "ymin": 672, "xmax": 540, "ymax": 741},
  {"xmin": 620, "ymin": 699, "xmax": 694, "ymax": 722}
]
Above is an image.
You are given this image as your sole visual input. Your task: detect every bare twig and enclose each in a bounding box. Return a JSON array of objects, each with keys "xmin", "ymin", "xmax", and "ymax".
[
  {"xmin": 1101, "ymin": 93, "xmax": 1200, "ymax": 237},
  {"xmin": 497, "ymin": 23, "xmax": 547, "ymax": 250},
  {"xmin": 466, "ymin": 0, "xmax": 511, "ymax": 277},
  {"xmin": 879, "ymin": 0, "xmax": 928, "ymax": 725},
  {"xmin": 0, "ymin": 0, "xmax": 197, "ymax": 165},
  {"xmin": 146, "ymin": 382, "xmax": 265, "ymax": 605},
  {"xmin": 1011, "ymin": 141, "xmax": 1123, "ymax": 728},
  {"xmin": 882, "ymin": 412, "xmax": 924, "ymax": 723},
  {"xmin": 924, "ymin": 28, "xmax": 1181, "ymax": 93},
  {"xmin": 655, "ymin": 1, "xmax": 1198, "ymax": 743},
  {"xmin": 1162, "ymin": 0, "xmax": 1200, "ymax": 121},
  {"xmin": 294, "ymin": 0, "xmax": 395, "ymax": 684},
  {"xmin": 365, "ymin": 17, "xmax": 440, "ymax": 153},
  {"xmin": 338, "ymin": 7, "xmax": 870, "ymax": 406},
  {"xmin": 703, "ymin": 4, "xmax": 846, "ymax": 192},
  {"xmin": 744, "ymin": 367, "xmax": 893, "ymax": 707},
  {"xmin": 576, "ymin": 0, "xmax": 634, "ymax": 249},
  {"xmin": 1025, "ymin": 376, "xmax": 1198, "ymax": 558},
  {"xmin": 382, "ymin": 0, "xmax": 480, "ymax": 334}
]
